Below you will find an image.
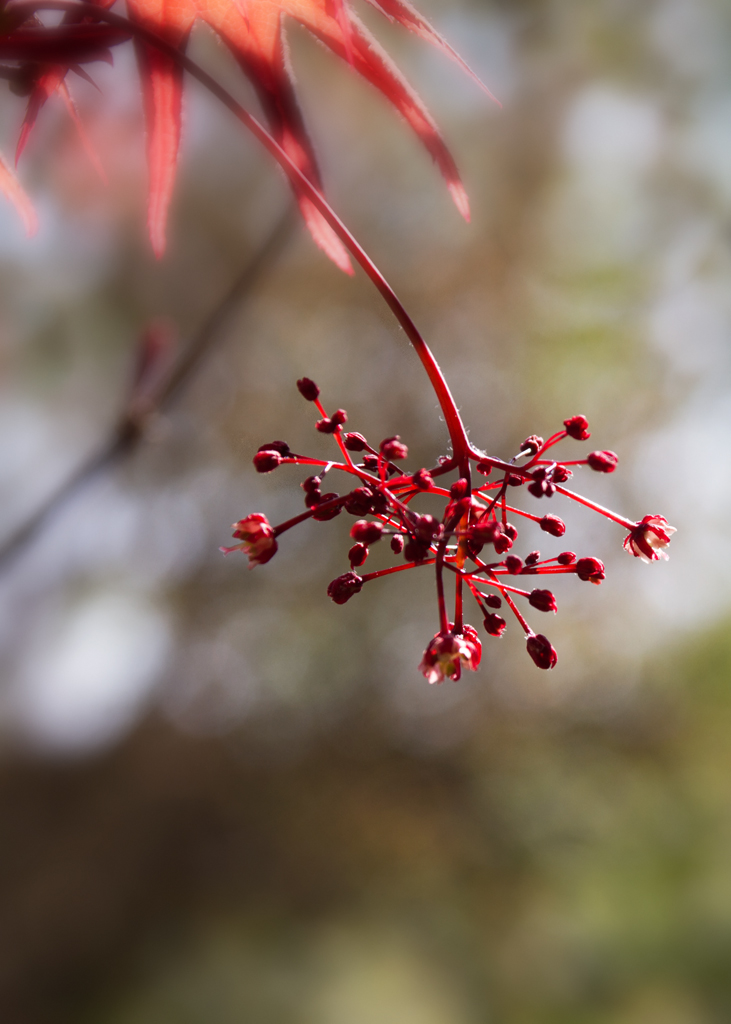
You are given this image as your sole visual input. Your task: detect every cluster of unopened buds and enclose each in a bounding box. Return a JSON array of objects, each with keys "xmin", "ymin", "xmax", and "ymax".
[{"xmin": 222, "ymin": 377, "xmax": 675, "ymax": 683}]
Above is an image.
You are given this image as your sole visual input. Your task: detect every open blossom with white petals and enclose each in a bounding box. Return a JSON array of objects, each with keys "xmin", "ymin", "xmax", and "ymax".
[
  {"xmin": 623, "ymin": 515, "xmax": 676, "ymax": 563},
  {"xmin": 419, "ymin": 625, "xmax": 481, "ymax": 684},
  {"xmin": 220, "ymin": 513, "xmax": 278, "ymax": 567}
]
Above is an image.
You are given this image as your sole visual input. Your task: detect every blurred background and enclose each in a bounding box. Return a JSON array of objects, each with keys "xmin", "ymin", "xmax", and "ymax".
[{"xmin": 1, "ymin": 0, "xmax": 731, "ymax": 1020}]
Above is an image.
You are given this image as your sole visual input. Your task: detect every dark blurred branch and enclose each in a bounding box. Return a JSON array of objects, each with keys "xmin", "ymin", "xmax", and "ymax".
[{"xmin": 0, "ymin": 206, "xmax": 296, "ymax": 571}]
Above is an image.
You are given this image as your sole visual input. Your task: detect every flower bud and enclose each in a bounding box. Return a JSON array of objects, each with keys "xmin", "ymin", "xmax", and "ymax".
[
  {"xmin": 302, "ymin": 475, "xmax": 321, "ymax": 494},
  {"xmin": 450, "ymin": 478, "xmax": 469, "ymax": 499},
  {"xmin": 327, "ymin": 572, "xmax": 363, "ymax": 604},
  {"xmin": 413, "ymin": 514, "xmax": 441, "ymax": 543},
  {"xmin": 528, "ymin": 467, "xmax": 556, "ymax": 498},
  {"xmin": 380, "ymin": 436, "xmax": 408, "ymax": 460},
  {"xmin": 483, "ymin": 613, "xmax": 507, "ymax": 637},
  {"xmin": 476, "ymin": 461, "xmax": 493, "ymax": 476},
  {"xmin": 557, "ymin": 551, "xmax": 576, "ymax": 565},
  {"xmin": 587, "ymin": 450, "xmax": 618, "ymax": 473},
  {"xmin": 525, "ymin": 551, "xmax": 541, "ymax": 566},
  {"xmin": 507, "ymin": 474, "xmax": 524, "ymax": 487},
  {"xmin": 350, "ymin": 520, "xmax": 383, "ymax": 544},
  {"xmin": 540, "ymin": 514, "xmax": 566, "ymax": 537},
  {"xmin": 344, "ymin": 487, "xmax": 375, "ymax": 516},
  {"xmin": 316, "ymin": 409, "xmax": 347, "ymax": 434},
  {"xmin": 312, "ymin": 494, "xmax": 342, "ymax": 521},
  {"xmin": 297, "ymin": 377, "xmax": 320, "ymax": 401},
  {"xmin": 505, "ymin": 555, "xmax": 523, "ymax": 574},
  {"xmin": 521, "ymin": 435, "xmax": 544, "ymax": 456},
  {"xmin": 529, "ymin": 589, "xmax": 557, "ymax": 613},
  {"xmin": 349, "ymin": 543, "xmax": 369, "ymax": 568},
  {"xmin": 404, "ymin": 538, "xmax": 431, "ymax": 563},
  {"xmin": 494, "ymin": 533, "xmax": 512, "ymax": 554},
  {"xmin": 552, "ymin": 465, "xmax": 572, "ymax": 483},
  {"xmin": 257, "ymin": 440, "xmax": 290, "ymax": 456},
  {"xmin": 343, "ymin": 432, "xmax": 368, "ymax": 451},
  {"xmin": 391, "ymin": 533, "xmax": 404, "ymax": 554},
  {"xmin": 470, "ymin": 521, "xmax": 502, "ymax": 545},
  {"xmin": 563, "ymin": 415, "xmax": 590, "ymax": 441},
  {"xmin": 526, "ymin": 633, "xmax": 558, "ymax": 669},
  {"xmin": 484, "ymin": 594, "xmax": 502, "ymax": 609},
  {"xmin": 412, "ymin": 469, "xmax": 434, "ymax": 491},
  {"xmin": 253, "ymin": 450, "xmax": 282, "ymax": 473},
  {"xmin": 504, "ymin": 523, "xmax": 519, "ymax": 542},
  {"xmin": 576, "ymin": 557, "xmax": 605, "ymax": 583}
]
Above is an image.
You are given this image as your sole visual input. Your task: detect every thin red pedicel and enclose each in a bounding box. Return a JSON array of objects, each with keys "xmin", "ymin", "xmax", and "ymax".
[{"xmin": 227, "ymin": 388, "xmax": 675, "ymax": 679}]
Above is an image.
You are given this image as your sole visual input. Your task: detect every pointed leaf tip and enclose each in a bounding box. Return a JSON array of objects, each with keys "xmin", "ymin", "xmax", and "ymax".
[
  {"xmin": 299, "ymin": 196, "xmax": 353, "ymax": 274},
  {"xmin": 449, "ymin": 181, "xmax": 470, "ymax": 222},
  {"xmin": 0, "ymin": 155, "xmax": 38, "ymax": 236}
]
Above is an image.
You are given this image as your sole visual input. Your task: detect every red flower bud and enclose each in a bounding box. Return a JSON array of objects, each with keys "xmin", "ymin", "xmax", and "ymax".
[
  {"xmin": 504, "ymin": 523, "xmax": 519, "ymax": 541},
  {"xmin": 350, "ymin": 520, "xmax": 383, "ymax": 544},
  {"xmin": 404, "ymin": 538, "xmax": 431, "ymax": 563},
  {"xmin": 312, "ymin": 494, "xmax": 342, "ymax": 521},
  {"xmin": 587, "ymin": 450, "xmax": 618, "ymax": 473},
  {"xmin": 484, "ymin": 594, "xmax": 502, "ymax": 609},
  {"xmin": 380, "ymin": 436, "xmax": 408, "ymax": 460},
  {"xmin": 528, "ymin": 467, "xmax": 556, "ymax": 498},
  {"xmin": 563, "ymin": 415, "xmax": 590, "ymax": 440},
  {"xmin": 413, "ymin": 514, "xmax": 441, "ymax": 543},
  {"xmin": 297, "ymin": 377, "xmax": 320, "ymax": 401},
  {"xmin": 576, "ymin": 557, "xmax": 605, "ymax": 583},
  {"xmin": 327, "ymin": 572, "xmax": 363, "ymax": 604},
  {"xmin": 507, "ymin": 474, "xmax": 524, "ymax": 487},
  {"xmin": 526, "ymin": 633, "xmax": 558, "ymax": 670},
  {"xmin": 257, "ymin": 440, "xmax": 290, "ymax": 456},
  {"xmin": 494, "ymin": 533, "xmax": 513, "ymax": 554},
  {"xmin": 344, "ymin": 487, "xmax": 376, "ymax": 516},
  {"xmin": 316, "ymin": 409, "xmax": 347, "ymax": 434},
  {"xmin": 412, "ymin": 469, "xmax": 434, "ymax": 491},
  {"xmin": 253, "ymin": 450, "xmax": 282, "ymax": 473},
  {"xmin": 483, "ymin": 613, "xmax": 507, "ymax": 637},
  {"xmin": 391, "ymin": 533, "xmax": 405, "ymax": 554},
  {"xmin": 470, "ymin": 521, "xmax": 502, "ymax": 545},
  {"xmin": 505, "ymin": 555, "xmax": 523, "ymax": 574},
  {"xmin": 343, "ymin": 432, "xmax": 368, "ymax": 451},
  {"xmin": 349, "ymin": 543, "xmax": 369, "ymax": 568},
  {"xmin": 525, "ymin": 551, "xmax": 541, "ymax": 565},
  {"xmin": 331, "ymin": 409, "xmax": 348, "ymax": 427},
  {"xmin": 476, "ymin": 461, "xmax": 493, "ymax": 476},
  {"xmin": 529, "ymin": 588, "xmax": 558, "ymax": 613},
  {"xmin": 450, "ymin": 478, "xmax": 469, "ymax": 499},
  {"xmin": 552, "ymin": 465, "xmax": 572, "ymax": 483},
  {"xmin": 557, "ymin": 551, "xmax": 576, "ymax": 565},
  {"xmin": 521, "ymin": 435, "xmax": 544, "ymax": 455},
  {"xmin": 540, "ymin": 514, "xmax": 566, "ymax": 537}
]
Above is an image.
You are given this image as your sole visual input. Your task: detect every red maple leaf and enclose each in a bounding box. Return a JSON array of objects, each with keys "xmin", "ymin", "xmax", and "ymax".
[
  {"xmin": 2, "ymin": 0, "xmax": 493, "ymax": 264},
  {"xmin": 125, "ymin": 0, "xmax": 495, "ymax": 268}
]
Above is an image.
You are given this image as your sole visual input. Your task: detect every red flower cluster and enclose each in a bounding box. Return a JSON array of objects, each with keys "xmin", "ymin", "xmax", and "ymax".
[{"xmin": 223, "ymin": 383, "xmax": 675, "ymax": 679}]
